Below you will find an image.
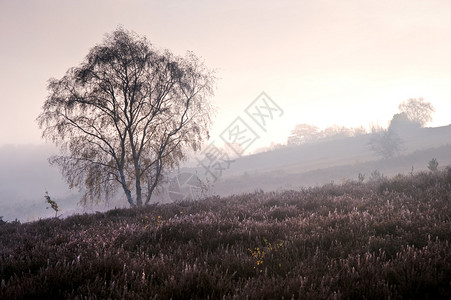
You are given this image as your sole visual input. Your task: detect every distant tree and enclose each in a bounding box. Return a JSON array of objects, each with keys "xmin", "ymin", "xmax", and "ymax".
[
  {"xmin": 388, "ymin": 112, "xmax": 421, "ymax": 137},
  {"xmin": 287, "ymin": 124, "xmax": 319, "ymax": 145},
  {"xmin": 368, "ymin": 169, "xmax": 385, "ymax": 182},
  {"xmin": 37, "ymin": 28, "xmax": 215, "ymax": 207},
  {"xmin": 389, "ymin": 112, "xmax": 419, "ymax": 130},
  {"xmin": 267, "ymin": 142, "xmax": 284, "ymax": 151},
  {"xmin": 352, "ymin": 126, "xmax": 367, "ymax": 136},
  {"xmin": 321, "ymin": 125, "xmax": 354, "ymax": 140},
  {"xmin": 288, "ymin": 123, "xmax": 368, "ymax": 146},
  {"xmin": 369, "ymin": 127, "xmax": 403, "ymax": 159},
  {"xmin": 358, "ymin": 172, "xmax": 365, "ymax": 183},
  {"xmin": 427, "ymin": 158, "xmax": 439, "ymax": 172},
  {"xmin": 398, "ymin": 98, "xmax": 435, "ymax": 127},
  {"xmin": 253, "ymin": 142, "xmax": 284, "ymax": 154}
]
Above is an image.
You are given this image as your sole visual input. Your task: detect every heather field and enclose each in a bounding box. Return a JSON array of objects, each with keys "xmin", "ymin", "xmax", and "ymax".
[{"xmin": 1, "ymin": 170, "xmax": 451, "ymax": 299}]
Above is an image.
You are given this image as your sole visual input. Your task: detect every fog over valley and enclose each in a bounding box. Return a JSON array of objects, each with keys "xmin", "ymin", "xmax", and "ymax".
[{"xmin": 2, "ymin": 122, "xmax": 450, "ymax": 222}]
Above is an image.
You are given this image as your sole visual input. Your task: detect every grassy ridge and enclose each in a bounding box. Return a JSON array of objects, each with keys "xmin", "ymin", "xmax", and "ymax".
[{"xmin": 1, "ymin": 170, "xmax": 451, "ymax": 299}]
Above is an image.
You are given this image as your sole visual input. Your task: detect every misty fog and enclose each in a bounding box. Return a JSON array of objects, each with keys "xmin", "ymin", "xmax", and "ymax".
[
  {"xmin": 0, "ymin": 144, "xmax": 126, "ymax": 222},
  {"xmin": 2, "ymin": 121, "xmax": 450, "ymax": 222}
]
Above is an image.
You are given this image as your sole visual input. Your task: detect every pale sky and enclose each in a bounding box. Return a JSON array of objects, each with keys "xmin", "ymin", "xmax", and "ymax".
[{"xmin": 1, "ymin": 0, "xmax": 451, "ymax": 151}]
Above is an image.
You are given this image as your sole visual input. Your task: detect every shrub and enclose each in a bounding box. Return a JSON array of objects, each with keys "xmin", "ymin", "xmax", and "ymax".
[{"xmin": 428, "ymin": 158, "xmax": 439, "ymax": 172}]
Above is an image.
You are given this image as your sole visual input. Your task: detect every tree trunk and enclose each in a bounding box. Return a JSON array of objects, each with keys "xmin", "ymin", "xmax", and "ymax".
[
  {"xmin": 135, "ymin": 167, "xmax": 143, "ymax": 206},
  {"xmin": 145, "ymin": 160, "xmax": 162, "ymax": 205},
  {"xmin": 119, "ymin": 171, "xmax": 135, "ymax": 206}
]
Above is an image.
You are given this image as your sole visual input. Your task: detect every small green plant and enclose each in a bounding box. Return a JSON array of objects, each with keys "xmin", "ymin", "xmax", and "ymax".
[
  {"xmin": 248, "ymin": 238, "xmax": 284, "ymax": 272},
  {"xmin": 427, "ymin": 158, "xmax": 439, "ymax": 172},
  {"xmin": 263, "ymin": 237, "xmax": 284, "ymax": 252},
  {"xmin": 44, "ymin": 192, "xmax": 60, "ymax": 218}
]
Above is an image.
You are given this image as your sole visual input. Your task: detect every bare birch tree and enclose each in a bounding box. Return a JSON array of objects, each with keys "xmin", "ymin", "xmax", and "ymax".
[{"xmin": 37, "ymin": 28, "xmax": 215, "ymax": 207}]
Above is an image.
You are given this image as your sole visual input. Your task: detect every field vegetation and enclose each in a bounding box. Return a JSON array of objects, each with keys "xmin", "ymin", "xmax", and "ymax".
[{"xmin": 1, "ymin": 168, "xmax": 451, "ymax": 299}]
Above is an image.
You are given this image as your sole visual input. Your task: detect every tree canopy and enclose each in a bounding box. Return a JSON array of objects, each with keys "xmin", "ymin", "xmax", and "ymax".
[
  {"xmin": 287, "ymin": 123, "xmax": 366, "ymax": 146},
  {"xmin": 398, "ymin": 98, "xmax": 435, "ymax": 127},
  {"xmin": 37, "ymin": 28, "xmax": 215, "ymax": 207},
  {"xmin": 287, "ymin": 124, "xmax": 320, "ymax": 145}
]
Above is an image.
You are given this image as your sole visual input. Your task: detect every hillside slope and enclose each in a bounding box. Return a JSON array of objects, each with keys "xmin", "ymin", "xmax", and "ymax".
[
  {"xmin": 1, "ymin": 169, "xmax": 450, "ymax": 299},
  {"xmin": 205, "ymin": 125, "xmax": 451, "ymax": 196},
  {"xmin": 217, "ymin": 125, "xmax": 451, "ymax": 178}
]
